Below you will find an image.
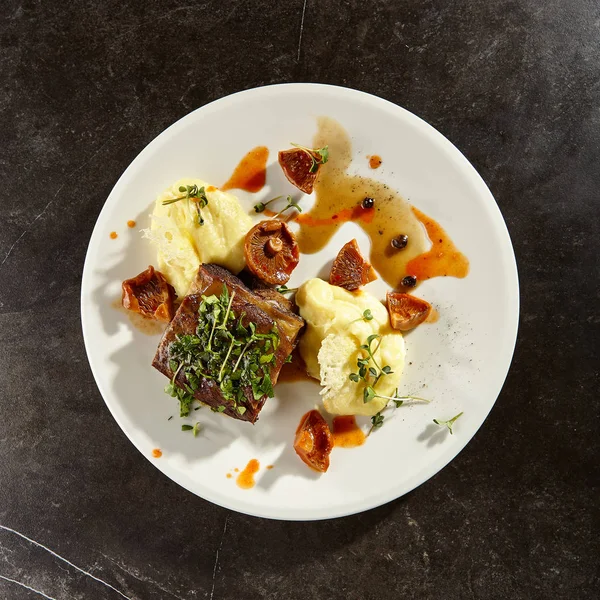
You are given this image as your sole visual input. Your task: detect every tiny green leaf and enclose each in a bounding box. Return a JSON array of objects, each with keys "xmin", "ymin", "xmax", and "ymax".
[
  {"xmin": 433, "ymin": 411, "xmax": 464, "ymax": 434},
  {"xmin": 181, "ymin": 425, "xmax": 193, "ymax": 431}
]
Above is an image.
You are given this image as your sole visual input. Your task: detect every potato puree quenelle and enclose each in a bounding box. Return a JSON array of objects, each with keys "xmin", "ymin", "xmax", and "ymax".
[
  {"xmin": 144, "ymin": 179, "xmax": 253, "ymax": 298},
  {"xmin": 296, "ymin": 279, "xmax": 405, "ymax": 416}
]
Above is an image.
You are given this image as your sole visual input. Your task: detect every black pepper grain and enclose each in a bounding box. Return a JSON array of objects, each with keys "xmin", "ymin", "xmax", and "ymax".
[
  {"xmin": 391, "ymin": 234, "xmax": 409, "ymax": 250},
  {"xmin": 361, "ymin": 197, "xmax": 374, "ymax": 209},
  {"xmin": 401, "ymin": 275, "xmax": 417, "ymax": 288}
]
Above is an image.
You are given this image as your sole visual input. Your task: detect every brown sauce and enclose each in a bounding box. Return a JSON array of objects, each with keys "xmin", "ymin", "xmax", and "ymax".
[
  {"xmin": 236, "ymin": 459, "xmax": 260, "ymax": 489},
  {"xmin": 277, "ymin": 350, "xmax": 315, "ymax": 383},
  {"xmin": 110, "ymin": 231, "xmax": 118, "ymax": 239},
  {"xmin": 332, "ymin": 415, "xmax": 366, "ymax": 448},
  {"xmin": 368, "ymin": 155, "xmax": 382, "ymax": 169},
  {"xmin": 294, "ymin": 118, "xmax": 429, "ymax": 289},
  {"xmin": 127, "ymin": 220, "xmax": 136, "ymax": 228},
  {"xmin": 425, "ymin": 307, "xmax": 440, "ymax": 323},
  {"xmin": 222, "ymin": 146, "xmax": 269, "ymax": 192},
  {"xmin": 111, "ymin": 297, "xmax": 165, "ymax": 336},
  {"xmin": 151, "ymin": 448, "xmax": 162, "ymax": 458},
  {"xmin": 406, "ymin": 207, "xmax": 470, "ymax": 280}
]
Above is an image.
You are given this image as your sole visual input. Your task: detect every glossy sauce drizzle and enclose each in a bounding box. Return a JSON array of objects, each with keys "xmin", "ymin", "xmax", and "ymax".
[
  {"xmin": 295, "ymin": 118, "xmax": 428, "ymax": 289},
  {"xmin": 222, "ymin": 146, "xmax": 269, "ymax": 192},
  {"xmin": 406, "ymin": 207, "xmax": 469, "ymax": 280},
  {"xmin": 332, "ymin": 416, "xmax": 366, "ymax": 448},
  {"xmin": 294, "ymin": 117, "xmax": 468, "ymax": 289},
  {"xmin": 236, "ymin": 459, "xmax": 260, "ymax": 489}
]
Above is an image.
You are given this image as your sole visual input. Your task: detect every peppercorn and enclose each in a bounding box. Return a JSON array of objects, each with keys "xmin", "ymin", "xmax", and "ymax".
[
  {"xmin": 401, "ymin": 275, "xmax": 417, "ymax": 288},
  {"xmin": 391, "ymin": 234, "xmax": 409, "ymax": 250},
  {"xmin": 361, "ymin": 197, "xmax": 375, "ymax": 209}
]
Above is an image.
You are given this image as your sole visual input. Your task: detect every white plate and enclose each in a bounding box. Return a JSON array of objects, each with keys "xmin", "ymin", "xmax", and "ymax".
[{"xmin": 81, "ymin": 84, "xmax": 519, "ymax": 520}]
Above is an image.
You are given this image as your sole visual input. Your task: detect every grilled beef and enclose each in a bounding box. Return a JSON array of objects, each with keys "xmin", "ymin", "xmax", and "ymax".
[{"xmin": 152, "ymin": 264, "xmax": 304, "ymax": 423}]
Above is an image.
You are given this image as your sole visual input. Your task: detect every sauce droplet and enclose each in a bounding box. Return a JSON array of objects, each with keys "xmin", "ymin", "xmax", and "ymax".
[
  {"xmin": 226, "ymin": 473, "xmax": 232, "ymax": 479},
  {"xmin": 222, "ymin": 146, "xmax": 269, "ymax": 192},
  {"xmin": 110, "ymin": 231, "xmax": 118, "ymax": 239},
  {"xmin": 332, "ymin": 416, "xmax": 366, "ymax": 448},
  {"xmin": 127, "ymin": 220, "xmax": 136, "ymax": 228},
  {"xmin": 151, "ymin": 448, "xmax": 162, "ymax": 458},
  {"xmin": 406, "ymin": 207, "xmax": 470, "ymax": 280},
  {"xmin": 236, "ymin": 459, "xmax": 260, "ymax": 489},
  {"xmin": 266, "ymin": 465, "xmax": 274, "ymax": 470},
  {"xmin": 368, "ymin": 155, "xmax": 383, "ymax": 169}
]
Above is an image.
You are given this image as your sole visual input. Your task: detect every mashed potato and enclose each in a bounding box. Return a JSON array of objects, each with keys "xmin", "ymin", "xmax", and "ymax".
[
  {"xmin": 296, "ymin": 278, "xmax": 405, "ymax": 416},
  {"xmin": 144, "ymin": 179, "xmax": 253, "ymax": 298}
]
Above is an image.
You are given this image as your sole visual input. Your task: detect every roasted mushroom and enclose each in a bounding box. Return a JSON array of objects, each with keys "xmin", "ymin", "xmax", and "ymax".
[
  {"xmin": 244, "ymin": 220, "xmax": 300, "ymax": 285},
  {"xmin": 294, "ymin": 409, "xmax": 333, "ymax": 473},
  {"xmin": 386, "ymin": 291, "xmax": 431, "ymax": 331},
  {"xmin": 122, "ymin": 265, "xmax": 176, "ymax": 322},
  {"xmin": 329, "ymin": 239, "xmax": 377, "ymax": 291},
  {"xmin": 278, "ymin": 144, "xmax": 328, "ymax": 194}
]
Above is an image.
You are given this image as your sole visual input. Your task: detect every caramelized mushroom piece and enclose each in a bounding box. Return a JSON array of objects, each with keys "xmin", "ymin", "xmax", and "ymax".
[
  {"xmin": 386, "ymin": 291, "xmax": 431, "ymax": 331},
  {"xmin": 122, "ymin": 266, "xmax": 176, "ymax": 322},
  {"xmin": 329, "ymin": 239, "xmax": 377, "ymax": 291},
  {"xmin": 278, "ymin": 145, "xmax": 327, "ymax": 194},
  {"xmin": 294, "ymin": 410, "xmax": 333, "ymax": 473},
  {"xmin": 244, "ymin": 220, "xmax": 300, "ymax": 285}
]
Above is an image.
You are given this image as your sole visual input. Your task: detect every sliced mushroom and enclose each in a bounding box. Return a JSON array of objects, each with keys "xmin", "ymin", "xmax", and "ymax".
[
  {"xmin": 386, "ymin": 291, "xmax": 431, "ymax": 331},
  {"xmin": 294, "ymin": 409, "xmax": 333, "ymax": 473},
  {"xmin": 278, "ymin": 148, "xmax": 319, "ymax": 194},
  {"xmin": 244, "ymin": 219, "xmax": 300, "ymax": 285},
  {"xmin": 329, "ymin": 239, "xmax": 377, "ymax": 291},
  {"xmin": 122, "ymin": 265, "xmax": 176, "ymax": 322}
]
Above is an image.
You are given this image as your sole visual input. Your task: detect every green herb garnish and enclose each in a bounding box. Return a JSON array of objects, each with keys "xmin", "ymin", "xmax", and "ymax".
[
  {"xmin": 291, "ymin": 143, "xmax": 329, "ymax": 173},
  {"xmin": 166, "ymin": 285, "xmax": 280, "ymax": 416},
  {"xmin": 254, "ymin": 195, "xmax": 283, "ymax": 213},
  {"xmin": 162, "ymin": 184, "xmax": 209, "ymax": 226},
  {"xmin": 350, "ymin": 309, "xmax": 374, "ymax": 324},
  {"xmin": 272, "ymin": 195, "xmax": 302, "ymax": 220},
  {"xmin": 367, "ymin": 392, "xmax": 431, "ymax": 435},
  {"xmin": 275, "ymin": 285, "xmax": 298, "ymax": 294},
  {"xmin": 433, "ymin": 412, "xmax": 463, "ymax": 434},
  {"xmin": 181, "ymin": 424, "xmax": 194, "ymax": 431}
]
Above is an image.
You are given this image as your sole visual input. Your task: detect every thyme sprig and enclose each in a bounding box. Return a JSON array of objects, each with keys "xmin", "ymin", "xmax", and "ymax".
[{"xmin": 162, "ymin": 184, "xmax": 209, "ymax": 226}]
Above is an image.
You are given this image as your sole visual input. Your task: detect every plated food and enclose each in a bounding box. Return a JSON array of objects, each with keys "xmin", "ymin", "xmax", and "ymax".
[
  {"xmin": 81, "ymin": 84, "xmax": 518, "ymax": 519},
  {"xmin": 119, "ymin": 120, "xmax": 470, "ymax": 475}
]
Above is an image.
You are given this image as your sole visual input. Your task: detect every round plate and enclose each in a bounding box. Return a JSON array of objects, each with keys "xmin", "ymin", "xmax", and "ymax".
[{"xmin": 81, "ymin": 84, "xmax": 519, "ymax": 520}]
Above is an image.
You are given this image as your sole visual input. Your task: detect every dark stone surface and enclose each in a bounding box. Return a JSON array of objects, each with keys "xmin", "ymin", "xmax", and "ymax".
[{"xmin": 0, "ymin": 0, "xmax": 598, "ymax": 598}]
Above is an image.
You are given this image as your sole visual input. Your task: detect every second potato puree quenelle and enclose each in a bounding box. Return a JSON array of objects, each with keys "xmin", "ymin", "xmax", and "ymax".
[
  {"xmin": 296, "ymin": 278, "xmax": 405, "ymax": 416},
  {"xmin": 144, "ymin": 179, "xmax": 253, "ymax": 298}
]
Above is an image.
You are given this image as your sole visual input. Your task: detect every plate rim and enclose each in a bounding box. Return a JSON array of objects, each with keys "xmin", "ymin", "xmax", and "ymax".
[{"xmin": 81, "ymin": 83, "xmax": 520, "ymax": 520}]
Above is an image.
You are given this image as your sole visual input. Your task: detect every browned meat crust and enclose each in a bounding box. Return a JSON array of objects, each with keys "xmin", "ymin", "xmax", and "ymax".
[{"xmin": 152, "ymin": 264, "xmax": 304, "ymax": 423}]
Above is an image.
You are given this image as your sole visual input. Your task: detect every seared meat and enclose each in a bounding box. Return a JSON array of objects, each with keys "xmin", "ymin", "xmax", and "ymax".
[
  {"xmin": 152, "ymin": 264, "xmax": 304, "ymax": 423},
  {"xmin": 122, "ymin": 265, "xmax": 176, "ymax": 322}
]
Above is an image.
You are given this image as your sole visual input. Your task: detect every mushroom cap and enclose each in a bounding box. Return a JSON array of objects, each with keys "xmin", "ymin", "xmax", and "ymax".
[
  {"xmin": 244, "ymin": 219, "xmax": 300, "ymax": 285},
  {"xmin": 329, "ymin": 239, "xmax": 377, "ymax": 291},
  {"xmin": 293, "ymin": 409, "xmax": 333, "ymax": 472},
  {"xmin": 278, "ymin": 148, "xmax": 319, "ymax": 194},
  {"xmin": 122, "ymin": 265, "xmax": 176, "ymax": 322},
  {"xmin": 386, "ymin": 291, "xmax": 431, "ymax": 331}
]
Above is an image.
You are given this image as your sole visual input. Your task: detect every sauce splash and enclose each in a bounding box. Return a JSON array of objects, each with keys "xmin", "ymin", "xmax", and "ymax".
[
  {"xmin": 277, "ymin": 350, "xmax": 315, "ymax": 384},
  {"xmin": 127, "ymin": 220, "xmax": 136, "ymax": 228},
  {"xmin": 236, "ymin": 459, "xmax": 260, "ymax": 489},
  {"xmin": 295, "ymin": 118, "xmax": 428, "ymax": 289},
  {"xmin": 368, "ymin": 155, "xmax": 382, "ymax": 169},
  {"xmin": 406, "ymin": 207, "xmax": 469, "ymax": 280},
  {"xmin": 110, "ymin": 231, "xmax": 118, "ymax": 239},
  {"xmin": 332, "ymin": 416, "xmax": 366, "ymax": 448},
  {"xmin": 151, "ymin": 448, "xmax": 162, "ymax": 458},
  {"xmin": 222, "ymin": 146, "xmax": 269, "ymax": 193},
  {"xmin": 295, "ymin": 118, "xmax": 468, "ymax": 289}
]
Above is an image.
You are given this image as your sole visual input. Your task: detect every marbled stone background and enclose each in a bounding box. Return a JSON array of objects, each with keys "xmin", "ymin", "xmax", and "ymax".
[{"xmin": 0, "ymin": 1, "xmax": 598, "ymax": 598}]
